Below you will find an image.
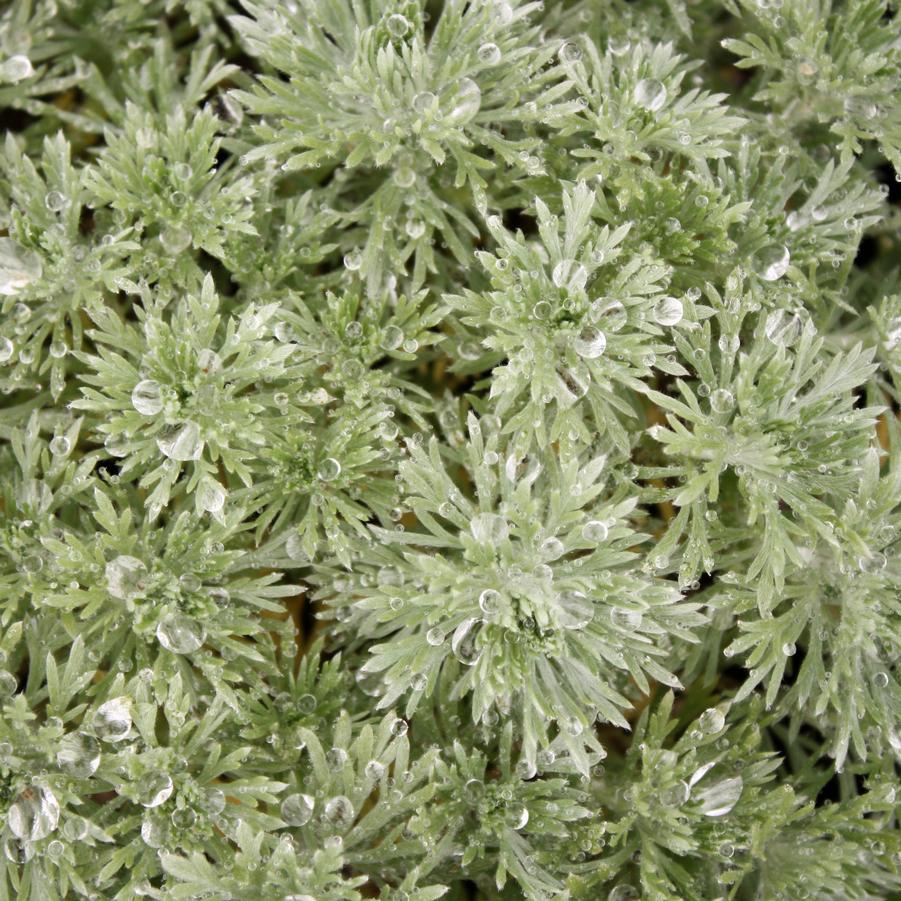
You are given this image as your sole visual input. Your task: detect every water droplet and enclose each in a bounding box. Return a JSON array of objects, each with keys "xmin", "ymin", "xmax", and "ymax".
[
  {"xmin": 695, "ymin": 775, "xmax": 742, "ymax": 816},
  {"xmin": 157, "ymin": 421, "xmax": 204, "ymax": 461},
  {"xmin": 0, "ymin": 238, "xmax": 42, "ymax": 295},
  {"xmin": 197, "ymin": 477, "xmax": 226, "ymax": 514},
  {"xmin": 173, "ymin": 162, "xmax": 192, "ymax": 181},
  {"xmin": 559, "ymin": 41, "xmax": 582, "ymax": 63},
  {"xmin": 479, "ymin": 588, "xmax": 501, "ymax": 617},
  {"xmin": 536, "ymin": 748, "xmax": 556, "ymax": 767},
  {"xmin": 710, "ymin": 388, "xmax": 734, "ymax": 413},
  {"xmin": 610, "ymin": 606, "xmax": 642, "ymax": 630},
  {"xmin": 7, "ymin": 787, "xmax": 60, "ymax": 841},
  {"xmin": 874, "ymin": 671, "xmax": 889, "ymax": 688},
  {"xmin": 556, "ymin": 590, "xmax": 594, "ymax": 630},
  {"xmin": 582, "ymin": 520, "xmax": 608, "ymax": 543},
  {"xmin": 470, "ymin": 513, "xmax": 509, "ymax": 545},
  {"xmin": 280, "ymin": 793, "xmax": 314, "ymax": 826},
  {"xmin": 385, "ymin": 13, "xmax": 410, "ymax": 37},
  {"xmin": 412, "ymin": 90, "xmax": 436, "ymax": 115},
  {"xmin": 343, "ymin": 250, "xmax": 363, "ymax": 271},
  {"xmin": 0, "ymin": 338, "xmax": 13, "ymax": 363},
  {"xmin": 572, "ymin": 325, "xmax": 606, "ymax": 359},
  {"xmin": 592, "ymin": 299, "xmax": 626, "ymax": 331},
  {"xmin": 506, "ymin": 805, "xmax": 529, "ymax": 830},
  {"xmin": 380, "ymin": 325, "xmax": 404, "ymax": 351},
  {"xmin": 781, "ymin": 642, "xmax": 796, "ymax": 656},
  {"xmin": 141, "ymin": 819, "xmax": 166, "ymax": 848},
  {"xmin": 391, "ymin": 718, "xmax": 408, "ymax": 738},
  {"xmin": 719, "ymin": 841, "xmax": 735, "ymax": 858},
  {"xmin": 462, "ymin": 778, "xmax": 483, "ymax": 803},
  {"xmin": 1, "ymin": 55, "xmax": 34, "ymax": 83},
  {"xmin": 365, "ymin": 760, "xmax": 386, "ymax": 780},
  {"xmin": 562, "ymin": 716, "xmax": 584, "ymax": 736},
  {"xmin": 859, "ymin": 552, "xmax": 887, "ymax": 573},
  {"xmin": 718, "ymin": 334, "xmax": 739, "ymax": 355},
  {"xmin": 0, "ymin": 670, "xmax": 16, "ymax": 696},
  {"xmin": 106, "ymin": 555, "xmax": 147, "ymax": 600},
  {"xmin": 285, "ymin": 531, "xmax": 309, "ymax": 562},
  {"xmin": 394, "ymin": 165, "xmax": 416, "ymax": 187},
  {"xmin": 131, "ymin": 379, "xmax": 164, "ymax": 415},
  {"xmin": 137, "ymin": 772, "xmax": 174, "ymax": 808},
  {"xmin": 49, "ymin": 435, "xmax": 71, "ymax": 455},
  {"xmin": 755, "ymin": 244, "xmax": 790, "ymax": 281},
  {"xmin": 324, "ymin": 795, "xmax": 355, "ymax": 827},
  {"xmin": 552, "ymin": 259, "xmax": 588, "ymax": 292},
  {"xmin": 159, "ymin": 225, "xmax": 192, "ymax": 255},
  {"xmin": 698, "ymin": 708, "xmax": 726, "ymax": 735},
  {"xmin": 634, "ymin": 78, "xmax": 667, "ymax": 112},
  {"xmin": 317, "ymin": 457, "xmax": 341, "ymax": 481},
  {"xmin": 197, "ymin": 348, "xmax": 221, "ymax": 373},
  {"xmin": 92, "ymin": 698, "xmax": 132, "ymax": 742},
  {"xmin": 405, "ymin": 218, "xmax": 425, "ymax": 239},
  {"xmin": 448, "ymin": 77, "xmax": 481, "ymax": 123},
  {"xmin": 451, "ymin": 617, "xmax": 482, "ymax": 665},
  {"xmin": 539, "ymin": 536, "xmax": 565, "ymax": 561},
  {"xmin": 426, "ymin": 627, "xmax": 444, "ymax": 646},
  {"xmin": 477, "ymin": 42, "xmax": 501, "ymax": 65},
  {"xmin": 45, "ymin": 191, "xmax": 67, "ymax": 213},
  {"xmin": 326, "ymin": 747, "xmax": 348, "ymax": 770},
  {"xmin": 558, "ymin": 365, "xmax": 589, "ymax": 400},
  {"xmin": 200, "ymin": 788, "xmax": 226, "ymax": 815},
  {"xmin": 654, "ymin": 296, "xmax": 683, "ymax": 326},
  {"xmin": 764, "ymin": 310, "xmax": 802, "ymax": 347},
  {"xmin": 57, "ymin": 732, "xmax": 101, "ymax": 777},
  {"xmin": 156, "ymin": 615, "xmax": 205, "ymax": 654}
]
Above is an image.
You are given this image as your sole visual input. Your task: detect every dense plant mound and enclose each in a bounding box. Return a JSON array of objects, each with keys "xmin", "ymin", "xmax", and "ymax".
[{"xmin": 0, "ymin": 1, "xmax": 898, "ymax": 899}]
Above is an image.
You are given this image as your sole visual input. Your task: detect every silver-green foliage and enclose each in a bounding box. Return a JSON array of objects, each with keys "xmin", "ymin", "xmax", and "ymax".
[{"xmin": 0, "ymin": 0, "xmax": 899, "ymax": 900}]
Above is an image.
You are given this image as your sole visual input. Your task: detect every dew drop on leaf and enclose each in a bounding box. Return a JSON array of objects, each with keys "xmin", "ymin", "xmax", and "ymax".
[
  {"xmin": 477, "ymin": 42, "xmax": 501, "ymax": 65},
  {"xmin": 156, "ymin": 615, "xmax": 205, "ymax": 654},
  {"xmin": 572, "ymin": 325, "xmax": 606, "ymax": 359},
  {"xmin": 280, "ymin": 793, "xmax": 315, "ymax": 826},
  {"xmin": 695, "ymin": 776, "xmax": 743, "ymax": 816},
  {"xmin": 323, "ymin": 795, "xmax": 355, "ymax": 827},
  {"xmin": 710, "ymin": 388, "xmax": 734, "ymax": 413},
  {"xmin": 0, "ymin": 55, "xmax": 34, "ymax": 84},
  {"xmin": 159, "ymin": 225, "xmax": 192, "ymax": 255},
  {"xmin": 0, "ymin": 238, "xmax": 43, "ymax": 296},
  {"xmin": 451, "ymin": 617, "xmax": 482, "ymax": 665},
  {"xmin": 556, "ymin": 590, "xmax": 594, "ymax": 630},
  {"xmin": 106, "ymin": 555, "xmax": 148, "ymax": 600},
  {"xmin": 582, "ymin": 520, "xmax": 608, "ymax": 543},
  {"xmin": 132, "ymin": 379, "xmax": 164, "ymax": 415},
  {"xmin": 56, "ymin": 733, "xmax": 101, "ymax": 777},
  {"xmin": 653, "ymin": 296, "xmax": 683, "ymax": 326},
  {"xmin": 755, "ymin": 244, "xmax": 790, "ymax": 281},
  {"xmin": 634, "ymin": 78, "xmax": 667, "ymax": 112},
  {"xmin": 610, "ymin": 606, "xmax": 642, "ymax": 630},
  {"xmin": 385, "ymin": 13, "xmax": 410, "ymax": 37},
  {"xmin": 7, "ymin": 787, "xmax": 60, "ymax": 841},
  {"xmin": 137, "ymin": 772, "xmax": 174, "ymax": 808},
  {"xmin": 157, "ymin": 421, "xmax": 204, "ymax": 461},
  {"xmin": 698, "ymin": 708, "xmax": 726, "ymax": 734},
  {"xmin": 448, "ymin": 77, "xmax": 482, "ymax": 123},
  {"xmin": 764, "ymin": 310, "xmax": 803, "ymax": 347},
  {"xmin": 92, "ymin": 698, "xmax": 132, "ymax": 742},
  {"xmin": 470, "ymin": 513, "xmax": 509, "ymax": 545}
]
